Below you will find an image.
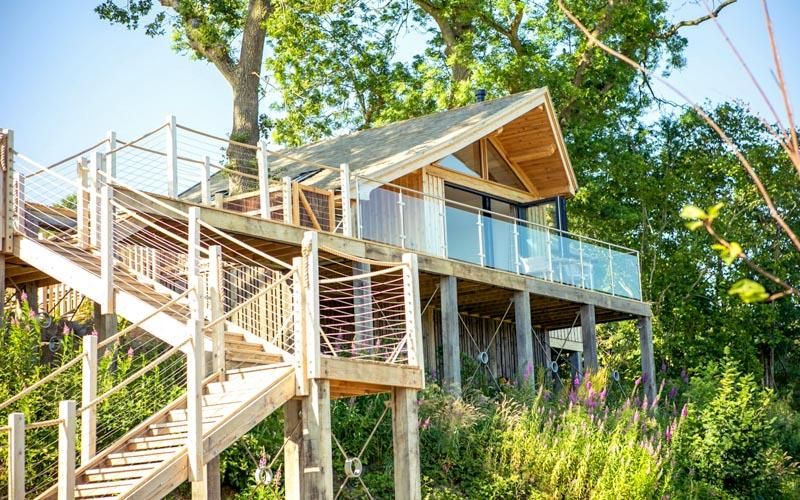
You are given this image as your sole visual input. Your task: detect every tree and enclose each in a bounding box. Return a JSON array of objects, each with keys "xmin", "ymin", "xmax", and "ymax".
[{"xmin": 95, "ymin": 0, "xmax": 271, "ymax": 192}]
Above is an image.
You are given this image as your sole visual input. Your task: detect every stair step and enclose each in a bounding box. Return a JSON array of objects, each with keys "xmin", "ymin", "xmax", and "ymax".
[
  {"xmin": 202, "ymin": 390, "xmax": 255, "ymax": 406},
  {"xmin": 148, "ymin": 419, "xmax": 218, "ymax": 436},
  {"xmin": 225, "ymin": 348, "xmax": 283, "ymax": 365},
  {"xmin": 205, "ymin": 379, "xmax": 259, "ymax": 394},
  {"xmin": 168, "ymin": 403, "xmax": 236, "ymax": 422},
  {"xmin": 75, "ymin": 479, "xmax": 138, "ymax": 498},
  {"xmin": 127, "ymin": 433, "xmax": 188, "ymax": 451},
  {"xmin": 224, "ymin": 362, "xmax": 293, "ymax": 382},
  {"xmin": 105, "ymin": 448, "xmax": 178, "ymax": 466},
  {"xmin": 83, "ymin": 463, "xmax": 155, "ymax": 482},
  {"xmin": 224, "ymin": 338, "xmax": 265, "ymax": 350}
]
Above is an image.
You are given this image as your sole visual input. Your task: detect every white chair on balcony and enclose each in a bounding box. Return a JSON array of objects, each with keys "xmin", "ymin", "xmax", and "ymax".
[{"xmin": 520, "ymin": 255, "xmax": 553, "ymax": 280}]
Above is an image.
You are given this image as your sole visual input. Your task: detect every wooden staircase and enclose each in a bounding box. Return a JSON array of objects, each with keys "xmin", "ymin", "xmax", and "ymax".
[{"xmin": 37, "ymin": 361, "xmax": 296, "ymax": 499}]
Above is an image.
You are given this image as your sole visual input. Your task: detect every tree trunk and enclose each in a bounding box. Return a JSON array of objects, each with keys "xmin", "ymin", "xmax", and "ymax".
[
  {"xmin": 226, "ymin": 0, "xmax": 269, "ymax": 194},
  {"xmin": 761, "ymin": 344, "xmax": 775, "ymax": 389}
]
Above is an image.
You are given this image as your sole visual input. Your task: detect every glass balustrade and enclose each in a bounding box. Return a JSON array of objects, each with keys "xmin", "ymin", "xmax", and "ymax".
[{"xmin": 356, "ymin": 181, "xmax": 642, "ymax": 300}]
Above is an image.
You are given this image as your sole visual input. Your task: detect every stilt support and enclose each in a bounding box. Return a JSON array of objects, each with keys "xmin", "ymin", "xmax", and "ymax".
[
  {"xmin": 513, "ymin": 291, "xmax": 534, "ymax": 386},
  {"xmin": 392, "ymin": 388, "xmax": 421, "ymax": 500},
  {"xmin": 440, "ymin": 276, "xmax": 461, "ymax": 396},
  {"xmin": 580, "ymin": 304, "xmax": 598, "ymax": 372},
  {"xmin": 637, "ymin": 316, "xmax": 656, "ymax": 402}
]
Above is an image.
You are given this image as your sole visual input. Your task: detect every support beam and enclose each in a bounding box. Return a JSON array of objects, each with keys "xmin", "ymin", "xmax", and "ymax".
[
  {"xmin": 421, "ymin": 308, "xmax": 436, "ymax": 380},
  {"xmin": 440, "ymin": 276, "xmax": 461, "ymax": 396},
  {"xmin": 580, "ymin": 304, "xmax": 598, "ymax": 373},
  {"xmin": 513, "ymin": 291, "xmax": 534, "ymax": 386},
  {"xmin": 302, "ymin": 379, "xmax": 333, "ymax": 499},
  {"xmin": 204, "ymin": 457, "xmax": 222, "ymax": 500},
  {"xmin": 392, "ymin": 388, "xmax": 421, "ymax": 500},
  {"xmin": 637, "ymin": 316, "xmax": 657, "ymax": 402},
  {"xmin": 58, "ymin": 400, "xmax": 76, "ymax": 500},
  {"xmin": 186, "ymin": 207, "xmax": 206, "ymax": 495},
  {"xmin": 81, "ymin": 335, "xmax": 97, "ymax": 465},
  {"xmin": 8, "ymin": 412, "xmax": 24, "ymax": 500},
  {"xmin": 283, "ymin": 399, "xmax": 304, "ymax": 499}
]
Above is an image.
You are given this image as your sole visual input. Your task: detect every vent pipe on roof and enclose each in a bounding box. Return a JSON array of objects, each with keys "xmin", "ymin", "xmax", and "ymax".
[{"xmin": 475, "ymin": 89, "xmax": 486, "ymax": 102}]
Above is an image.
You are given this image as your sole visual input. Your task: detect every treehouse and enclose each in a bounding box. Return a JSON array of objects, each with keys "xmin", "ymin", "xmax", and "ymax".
[{"xmin": 0, "ymin": 87, "xmax": 654, "ymax": 499}]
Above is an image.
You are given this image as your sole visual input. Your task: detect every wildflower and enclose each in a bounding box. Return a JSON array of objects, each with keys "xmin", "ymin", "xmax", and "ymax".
[
  {"xmin": 20, "ymin": 291, "xmax": 28, "ymax": 303},
  {"xmin": 127, "ymin": 347, "xmax": 134, "ymax": 358},
  {"xmin": 680, "ymin": 403, "xmax": 688, "ymax": 419},
  {"xmin": 90, "ymin": 329, "xmax": 98, "ymax": 337},
  {"xmin": 568, "ymin": 390, "xmax": 578, "ymax": 405},
  {"xmin": 660, "ymin": 360, "xmax": 667, "ymax": 373},
  {"xmin": 573, "ymin": 376, "xmax": 580, "ymax": 387},
  {"xmin": 63, "ymin": 324, "xmax": 71, "ymax": 335},
  {"xmin": 420, "ymin": 417, "xmax": 431, "ymax": 430},
  {"xmin": 523, "ymin": 361, "xmax": 533, "ymax": 382},
  {"xmin": 633, "ymin": 410, "xmax": 640, "ymax": 425},
  {"xmin": 668, "ymin": 386, "xmax": 677, "ymax": 400},
  {"xmin": 650, "ymin": 396, "xmax": 659, "ymax": 410},
  {"xmin": 585, "ymin": 378, "xmax": 592, "ymax": 391},
  {"xmin": 587, "ymin": 387, "xmax": 595, "ymax": 401},
  {"xmin": 599, "ymin": 388, "xmax": 607, "ymax": 401},
  {"xmin": 29, "ymin": 309, "xmax": 36, "ymax": 319},
  {"xmin": 634, "ymin": 376, "xmax": 641, "ymax": 387},
  {"xmin": 680, "ymin": 368, "xmax": 689, "ymax": 384},
  {"xmin": 258, "ymin": 455, "xmax": 267, "ymax": 469}
]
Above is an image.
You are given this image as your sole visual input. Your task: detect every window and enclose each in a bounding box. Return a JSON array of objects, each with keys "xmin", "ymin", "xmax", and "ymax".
[
  {"xmin": 438, "ymin": 143, "xmax": 482, "ymax": 178},
  {"xmin": 436, "ymin": 139, "xmax": 527, "ymax": 190},
  {"xmin": 486, "ymin": 140, "xmax": 525, "ymax": 190}
]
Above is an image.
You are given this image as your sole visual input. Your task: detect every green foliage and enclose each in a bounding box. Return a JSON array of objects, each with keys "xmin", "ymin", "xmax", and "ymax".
[{"xmin": 673, "ymin": 358, "xmax": 799, "ymax": 498}]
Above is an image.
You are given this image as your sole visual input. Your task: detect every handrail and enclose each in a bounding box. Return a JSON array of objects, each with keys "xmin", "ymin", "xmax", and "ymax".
[
  {"xmin": 319, "ymin": 264, "xmax": 405, "ymax": 285},
  {"xmin": 106, "ymin": 123, "xmax": 168, "ymax": 155},
  {"xmin": 22, "ymin": 138, "xmax": 109, "ymax": 179},
  {"xmin": 98, "ymin": 169, "xmax": 190, "ymax": 222},
  {"xmin": 196, "ymin": 218, "xmax": 293, "ymax": 270},
  {"xmin": 202, "ymin": 268, "xmax": 295, "ymax": 332},
  {"xmin": 25, "ymin": 418, "xmax": 63, "ymax": 430},
  {"xmin": 78, "ymin": 337, "xmax": 190, "ymax": 415}
]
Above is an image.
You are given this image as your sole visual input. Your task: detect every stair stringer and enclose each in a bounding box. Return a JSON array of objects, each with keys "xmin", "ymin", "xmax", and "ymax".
[{"xmin": 14, "ymin": 237, "xmax": 211, "ymax": 351}]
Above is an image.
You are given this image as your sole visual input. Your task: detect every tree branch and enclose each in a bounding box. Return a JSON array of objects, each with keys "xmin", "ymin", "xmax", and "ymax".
[
  {"xmin": 662, "ymin": 0, "xmax": 738, "ymax": 39},
  {"xmin": 558, "ymin": 0, "xmax": 800, "ymax": 255}
]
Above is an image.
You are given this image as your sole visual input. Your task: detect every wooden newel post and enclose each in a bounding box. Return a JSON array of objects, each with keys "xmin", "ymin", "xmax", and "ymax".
[
  {"xmin": 76, "ymin": 157, "xmax": 90, "ymax": 249},
  {"xmin": 257, "ymin": 139, "xmax": 270, "ymax": 220},
  {"xmin": 208, "ymin": 245, "xmax": 224, "ymax": 374},
  {"xmin": 58, "ymin": 400, "xmax": 76, "ymax": 500},
  {"xmin": 106, "ymin": 130, "xmax": 117, "ymax": 178},
  {"xmin": 282, "ymin": 176, "xmax": 293, "ymax": 225},
  {"xmin": 301, "ymin": 232, "xmax": 320, "ymax": 380},
  {"xmin": 81, "ymin": 334, "xmax": 97, "ymax": 465},
  {"xmin": 100, "ymin": 181, "xmax": 114, "ymax": 315},
  {"xmin": 8, "ymin": 412, "xmax": 25, "ymax": 500},
  {"xmin": 166, "ymin": 114, "xmax": 178, "ymax": 198},
  {"xmin": 402, "ymin": 253, "xmax": 424, "ymax": 377},
  {"xmin": 339, "ymin": 163, "xmax": 353, "ymax": 236},
  {"xmin": 201, "ymin": 156, "xmax": 211, "ymax": 206},
  {"xmin": 89, "ymin": 152, "xmax": 103, "ymax": 249},
  {"xmin": 186, "ymin": 207, "xmax": 206, "ymax": 490},
  {"xmin": 292, "ymin": 256, "xmax": 307, "ymax": 396}
]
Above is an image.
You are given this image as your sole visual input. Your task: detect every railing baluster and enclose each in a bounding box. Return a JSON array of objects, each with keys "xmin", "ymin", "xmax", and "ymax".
[
  {"xmin": 477, "ymin": 212, "xmax": 485, "ymax": 266},
  {"xmin": 57, "ymin": 400, "xmax": 76, "ymax": 500},
  {"xmin": 513, "ymin": 219, "xmax": 520, "ymax": 274},
  {"xmin": 8, "ymin": 412, "xmax": 25, "ymax": 500},
  {"xmin": 340, "ymin": 163, "xmax": 353, "ymax": 237},
  {"xmin": 257, "ymin": 139, "xmax": 270, "ymax": 219},
  {"xmin": 398, "ymin": 189, "xmax": 406, "ymax": 249},
  {"xmin": 208, "ymin": 245, "xmax": 224, "ymax": 374},
  {"xmin": 166, "ymin": 115, "xmax": 178, "ymax": 198},
  {"xmin": 201, "ymin": 156, "xmax": 211, "ymax": 205}
]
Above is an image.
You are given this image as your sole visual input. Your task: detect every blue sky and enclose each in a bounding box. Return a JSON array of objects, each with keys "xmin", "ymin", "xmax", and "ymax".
[{"xmin": 1, "ymin": 0, "xmax": 798, "ymax": 163}]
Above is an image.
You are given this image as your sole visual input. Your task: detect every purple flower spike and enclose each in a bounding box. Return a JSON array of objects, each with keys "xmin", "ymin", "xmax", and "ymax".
[
  {"xmin": 568, "ymin": 390, "xmax": 578, "ymax": 405},
  {"xmin": 588, "ymin": 388, "xmax": 595, "ymax": 400},
  {"xmin": 660, "ymin": 360, "xmax": 667, "ymax": 373},
  {"xmin": 90, "ymin": 329, "xmax": 98, "ymax": 337},
  {"xmin": 20, "ymin": 291, "xmax": 28, "ymax": 303},
  {"xmin": 63, "ymin": 324, "xmax": 71, "ymax": 335},
  {"xmin": 599, "ymin": 388, "xmax": 607, "ymax": 401},
  {"xmin": 634, "ymin": 376, "xmax": 642, "ymax": 387},
  {"xmin": 28, "ymin": 309, "xmax": 36, "ymax": 319},
  {"xmin": 127, "ymin": 347, "xmax": 134, "ymax": 358},
  {"xmin": 633, "ymin": 410, "xmax": 640, "ymax": 425},
  {"xmin": 585, "ymin": 378, "xmax": 592, "ymax": 391},
  {"xmin": 573, "ymin": 376, "xmax": 580, "ymax": 387},
  {"xmin": 668, "ymin": 386, "xmax": 677, "ymax": 400},
  {"xmin": 681, "ymin": 403, "xmax": 688, "ymax": 419},
  {"xmin": 680, "ymin": 369, "xmax": 689, "ymax": 384}
]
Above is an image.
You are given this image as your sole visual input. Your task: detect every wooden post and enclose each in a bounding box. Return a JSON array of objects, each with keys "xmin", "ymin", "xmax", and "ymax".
[
  {"xmin": 393, "ymin": 388, "xmax": 421, "ymax": 500},
  {"xmin": 201, "ymin": 156, "xmax": 211, "ymax": 205},
  {"xmin": 283, "ymin": 399, "xmax": 304, "ymax": 499},
  {"xmin": 302, "ymin": 379, "xmax": 333, "ymax": 498},
  {"xmin": 186, "ymin": 207, "xmax": 206, "ymax": 493},
  {"xmin": 88, "ymin": 153, "xmax": 101, "ymax": 248},
  {"xmin": 166, "ymin": 115, "xmax": 178, "ymax": 198},
  {"xmin": 580, "ymin": 304, "xmax": 598, "ymax": 373},
  {"xmin": 1, "ymin": 129, "xmax": 14, "ymax": 253},
  {"xmin": 81, "ymin": 334, "xmax": 97, "ymax": 465},
  {"xmin": 257, "ymin": 139, "xmax": 270, "ymax": 219},
  {"xmin": 58, "ymin": 400, "xmax": 76, "ymax": 500},
  {"xmin": 440, "ymin": 275, "xmax": 461, "ymax": 397},
  {"xmin": 339, "ymin": 163, "xmax": 352, "ymax": 236},
  {"xmin": 513, "ymin": 291, "xmax": 534, "ymax": 386},
  {"xmin": 208, "ymin": 245, "xmax": 224, "ymax": 375},
  {"xmin": 99, "ymin": 182, "xmax": 114, "ymax": 314},
  {"xmin": 292, "ymin": 257, "xmax": 307, "ymax": 396},
  {"xmin": 282, "ymin": 176, "xmax": 293, "ymax": 225},
  {"xmin": 302, "ymin": 232, "xmax": 320, "ymax": 380},
  {"xmin": 8, "ymin": 412, "xmax": 25, "ymax": 500},
  {"xmin": 637, "ymin": 316, "xmax": 657, "ymax": 402},
  {"xmin": 402, "ymin": 253, "xmax": 424, "ymax": 379},
  {"xmin": 106, "ymin": 130, "xmax": 117, "ymax": 178},
  {"xmin": 76, "ymin": 157, "xmax": 90, "ymax": 249},
  {"xmin": 422, "ymin": 308, "xmax": 436, "ymax": 380}
]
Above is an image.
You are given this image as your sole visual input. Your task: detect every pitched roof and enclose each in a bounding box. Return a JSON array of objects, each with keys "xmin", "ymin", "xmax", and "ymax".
[{"xmin": 185, "ymin": 87, "xmax": 576, "ymax": 199}]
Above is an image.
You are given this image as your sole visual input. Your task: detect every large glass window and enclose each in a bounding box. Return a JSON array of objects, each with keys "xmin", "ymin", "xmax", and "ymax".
[
  {"xmin": 486, "ymin": 141, "xmax": 525, "ymax": 190},
  {"xmin": 438, "ymin": 143, "xmax": 482, "ymax": 178}
]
